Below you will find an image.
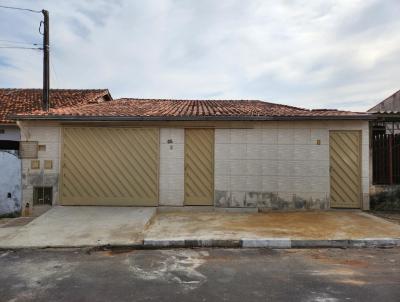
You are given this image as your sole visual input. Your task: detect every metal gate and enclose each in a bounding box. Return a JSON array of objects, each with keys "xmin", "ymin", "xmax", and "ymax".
[
  {"xmin": 329, "ymin": 131, "xmax": 361, "ymax": 208},
  {"xmin": 61, "ymin": 127, "xmax": 159, "ymax": 206},
  {"xmin": 372, "ymin": 133, "xmax": 400, "ymax": 185},
  {"xmin": 184, "ymin": 129, "xmax": 214, "ymax": 205}
]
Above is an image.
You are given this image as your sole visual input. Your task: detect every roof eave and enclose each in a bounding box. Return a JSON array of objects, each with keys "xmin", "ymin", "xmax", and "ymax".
[{"xmin": 12, "ymin": 114, "xmax": 376, "ymax": 122}]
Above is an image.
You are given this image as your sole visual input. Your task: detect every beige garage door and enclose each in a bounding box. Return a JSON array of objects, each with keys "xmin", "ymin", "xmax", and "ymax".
[
  {"xmin": 61, "ymin": 127, "xmax": 159, "ymax": 206},
  {"xmin": 184, "ymin": 129, "xmax": 214, "ymax": 205},
  {"xmin": 329, "ymin": 131, "xmax": 361, "ymax": 208}
]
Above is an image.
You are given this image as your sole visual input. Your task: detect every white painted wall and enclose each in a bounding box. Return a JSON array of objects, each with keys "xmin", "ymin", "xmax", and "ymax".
[
  {"xmin": 0, "ymin": 151, "xmax": 21, "ymax": 216},
  {"xmin": 0, "ymin": 125, "xmax": 20, "ymax": 141},
  {"xmin": 215, "ymin": 120, "xmax": 370, "ymax": 210},
  {"xmin": 20, "ymin": 124, "xmax": 61, "ymax": 208},
  {"xmin": 159, "ymin": 128, "xmax": 184, "ymax": 206}
]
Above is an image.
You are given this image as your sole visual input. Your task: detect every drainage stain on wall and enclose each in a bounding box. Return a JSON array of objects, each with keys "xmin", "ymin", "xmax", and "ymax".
[{"xmin": 215, "ymin": 190, "xmax": 329, "ymax": 210}]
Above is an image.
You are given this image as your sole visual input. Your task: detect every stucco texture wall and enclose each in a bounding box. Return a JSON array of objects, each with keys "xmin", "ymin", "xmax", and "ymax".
[
  {"xmin": 214, "ymin": 120, "xmax": 369, "ymax": 210},
  {"xmin": 20, "ymin": 125, "xmax": 61, "ymax": 208}
]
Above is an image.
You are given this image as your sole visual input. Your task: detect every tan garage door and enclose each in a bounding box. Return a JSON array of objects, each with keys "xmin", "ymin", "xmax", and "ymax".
[
  {"xmin": 329, "ymin": 131, "xmax": 361, "ymax": 208},
  {"xmin": 184, "ymin": 129, "xmax": 214, "ymax": 205},
  {"xmin": 61, "ymin": 127, "xmax": 159, "ymax": 206}
]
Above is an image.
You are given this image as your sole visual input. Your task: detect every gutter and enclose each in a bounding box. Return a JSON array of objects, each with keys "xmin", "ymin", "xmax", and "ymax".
[{"xmin": 11, "ymin": 114, "xmax": 376, "ymax": 122}]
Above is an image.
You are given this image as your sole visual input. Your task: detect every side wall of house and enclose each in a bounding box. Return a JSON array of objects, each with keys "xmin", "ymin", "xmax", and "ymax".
[
  {"xmin": 0, "ymin": 125, "xmax": 21, "ymax": 216},
  {"xmin": 214, "ymin": 120, "xmax": 370, "ymax": 210},
  {"xmin": 20, "ymin": 124, "xmax": 61, "ymax": 209}
]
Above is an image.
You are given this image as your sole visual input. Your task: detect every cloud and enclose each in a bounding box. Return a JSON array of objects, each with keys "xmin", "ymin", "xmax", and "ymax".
[{"xmin": 0, "ymin": 0, "xmax": 399, "ymax": 111}]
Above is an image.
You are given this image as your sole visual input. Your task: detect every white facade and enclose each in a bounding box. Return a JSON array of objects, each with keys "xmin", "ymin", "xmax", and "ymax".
[
  {"xmin": 214, "ymin": 120, "xmax": 369, "ymax": 210},
  {"xmin": 18, "ymin": 120, "xmax": 370, "ymax": 210}
]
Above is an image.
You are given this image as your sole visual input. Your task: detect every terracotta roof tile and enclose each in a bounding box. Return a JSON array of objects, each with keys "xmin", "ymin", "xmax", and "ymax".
[
  {"xmin": 0, "ymin": 88, "xmax": 111, "ymax": 124},
  {"xmin": 15, "ymin": 98, "xmax": 371, "ymax": 121}
]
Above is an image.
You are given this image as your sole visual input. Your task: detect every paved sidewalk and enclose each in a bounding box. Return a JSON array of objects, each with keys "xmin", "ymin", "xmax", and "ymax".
[
  {"xmin": 1, "ymin": 208, "xmax": 400, "ymax": 249},
  {"xmin": 144, "ymin": 210, "xmax": 400, "ymax": 248},
  {"xmin": 0, "ymin": 206, "xmax": 156, "ymax": 248}
]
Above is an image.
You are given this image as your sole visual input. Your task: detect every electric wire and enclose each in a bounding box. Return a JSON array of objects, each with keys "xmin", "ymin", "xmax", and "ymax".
[
  {"xmin": 0, "ymin": 46, "xmax": 42, "ymax": 50},
  {"xmin": 0, "ymin": 39, "xmax": 40, "ymax": 46},
  {"xmin": 0, "ymin": 5, "xmax": 41, "ymax": 13}
]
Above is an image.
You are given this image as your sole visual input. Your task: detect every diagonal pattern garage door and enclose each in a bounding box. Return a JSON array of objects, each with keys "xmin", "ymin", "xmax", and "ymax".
[
  {"xmin": 184, "ymin": 129, "xmax": 214, "ymax": 205},
  {"xmin": 61, "ymin": 127, "xmax": 159, "ymax": 206},
  {"xmin": 329, "ymin": 131, "xmax": 361, "ymax": 208}
]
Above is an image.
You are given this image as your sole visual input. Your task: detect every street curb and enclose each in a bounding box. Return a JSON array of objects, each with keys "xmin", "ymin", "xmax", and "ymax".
[
  {"xmin": 2, "ymin": 237, "xmax": 400, "ymax": 250},
  {"xmin": 142, "ymin": 237, "xmax": 400, "ymax": 249},
  {"xmin": 241, "ymin": 238, "xmax": 291, "ymax": 248}
]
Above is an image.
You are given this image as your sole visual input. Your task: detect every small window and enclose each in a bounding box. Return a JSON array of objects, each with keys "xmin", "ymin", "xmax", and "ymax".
[
  {"xmin": 38, "ymin": 145, "xmax": 46, "ymax": 152},
  {"xmin": 31, "ymin": 160, "xmax": 40, "ymax": 169},
  {"xmin": 33, "ymin": 187, "xmax": 52, "ymax": 205},
  {"xmin": 44, "ymin": 160, "xmax": 53, "ymax": 169},
  {"xmin": 0, "ymin": 129, "xmax": 5, "ymax": 134}
]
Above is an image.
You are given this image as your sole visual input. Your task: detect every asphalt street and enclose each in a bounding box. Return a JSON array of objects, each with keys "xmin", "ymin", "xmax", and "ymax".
[{"xmin": 0, "ymin": 247, "xmax": 399, "ymax": 302}]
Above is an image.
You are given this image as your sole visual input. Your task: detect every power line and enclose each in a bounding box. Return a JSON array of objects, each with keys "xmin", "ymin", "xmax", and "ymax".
[
  {"xmin": 0, "ymin": 46, "xmax": 42, "ymax": 50},
  {"xmin": 0, "ymin": 5, "xmax": 41, "ymax": 13},
  {"xmin": 0, "ymin": 39, "xmax": 40, "ymax": 46}
]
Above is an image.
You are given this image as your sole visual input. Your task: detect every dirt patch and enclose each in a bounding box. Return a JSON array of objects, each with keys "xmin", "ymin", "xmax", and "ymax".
[
  {"xmin": 146, "ymin": 211, "xmax": 400, "ymax": 240},
  {"xmin": 0, "ymin": 217, "xmax": 34, "ymax": 228},
  {"xmin": 308, "ymin": 251, "xmax": 369, "ymax": 268}
]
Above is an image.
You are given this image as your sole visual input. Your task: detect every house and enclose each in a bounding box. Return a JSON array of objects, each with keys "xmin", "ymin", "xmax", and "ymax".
[
  {"xmin": 13, "ymin": 98, "xmax": 373, "ymax": 212},
  {"xmin": 368, "ymin": 89, "xmax": 400, "ymax": 209},
  {"xmin": 0, "ymin": 89, "xmax": 112, "ymax": 216}
]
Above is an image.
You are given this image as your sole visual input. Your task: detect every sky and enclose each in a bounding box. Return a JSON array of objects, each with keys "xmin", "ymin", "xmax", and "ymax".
[{"xmin": 0, "ymin": 0, "xmax": 399, "ymax": 111}]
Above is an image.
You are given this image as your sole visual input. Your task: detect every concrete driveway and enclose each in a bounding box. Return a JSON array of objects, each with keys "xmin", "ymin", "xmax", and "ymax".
[
  {"xmin": 0, "ymin": 206, "xmax": 156, "ymax": 248},
  {"xmin": 144, "ymin": 210, "xmax": 400, "ymax": 247}
]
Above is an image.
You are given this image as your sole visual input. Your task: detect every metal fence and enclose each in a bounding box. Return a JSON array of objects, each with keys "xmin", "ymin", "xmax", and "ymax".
[{"xmin": 372, "ymin": 134, "xmax": 400, "ymax": 184}]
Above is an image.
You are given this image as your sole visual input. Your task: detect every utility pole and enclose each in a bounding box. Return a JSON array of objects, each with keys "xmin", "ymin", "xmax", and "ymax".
[{"xmin": 42, "ymin": 9, "xmax": 49, "ymax": 111}]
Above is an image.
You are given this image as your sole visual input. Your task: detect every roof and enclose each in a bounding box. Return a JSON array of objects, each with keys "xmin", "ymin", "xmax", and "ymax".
[
  {"xmin": 368, "ymin": 89, "xmax": 400, "ymax": 114},
  {"xmin": 14, "ymin": 98, "xmax": 373, "ymax": 121},
  {"xmin": 0, "ymin": 88, "xmax": 112, "ymax": 124}
]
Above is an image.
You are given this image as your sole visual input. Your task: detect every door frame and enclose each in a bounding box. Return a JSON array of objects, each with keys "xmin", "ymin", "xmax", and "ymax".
[{"xmin": 329, "ymin": 130, "xmax": 362, "ymax": 209}]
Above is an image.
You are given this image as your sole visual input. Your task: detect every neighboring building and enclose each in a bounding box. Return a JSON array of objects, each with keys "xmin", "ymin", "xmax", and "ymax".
[
  {"xmin": 14, "ymin": 98, "xmax": 373, "ymax": 211},
  {"xmin": 368, "ymin": 89, "xmax": 400, "ymax": 209},
  {"xmin": 0, "ymin": 88, "xmax": 112, "ymax": 216}
]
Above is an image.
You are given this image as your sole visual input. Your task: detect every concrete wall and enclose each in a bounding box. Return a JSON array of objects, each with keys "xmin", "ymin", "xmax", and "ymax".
[
  {"xmin": 20, "ymin": 124, "xmax": 61, "ymax": 208},
  {"xmin": 0, "ymin": 125, "xmax": 20, "ymax": 141},
  {"xmin": 214, "ymin": 120, "xmax": 370, "ymax": 210},
  {"xmin": 0, "ymin": 150, "xmax": 21, "ymax": 216},
  {"xmin": 159, "ymin": 128, "xmax": 184, "ymax": 206}
]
